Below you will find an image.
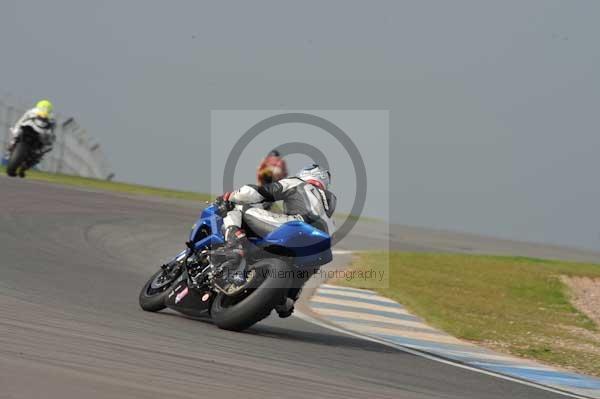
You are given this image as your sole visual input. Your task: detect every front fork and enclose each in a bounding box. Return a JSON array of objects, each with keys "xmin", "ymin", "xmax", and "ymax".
[{"xmin": 180, "ymin": 242, "xmax": 217, "ymax": 289}]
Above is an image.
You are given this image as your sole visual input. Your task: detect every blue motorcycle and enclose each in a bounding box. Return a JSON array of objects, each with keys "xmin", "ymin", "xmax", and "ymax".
[{"xmin": 139, "ymin": 201, "xmax": 332, "ymax": 331}]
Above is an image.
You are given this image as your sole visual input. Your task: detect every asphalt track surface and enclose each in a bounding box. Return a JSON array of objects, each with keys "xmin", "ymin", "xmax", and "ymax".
[{"xmin": 0, "ymin": 177, "xmax": 585, "ymax": 399}]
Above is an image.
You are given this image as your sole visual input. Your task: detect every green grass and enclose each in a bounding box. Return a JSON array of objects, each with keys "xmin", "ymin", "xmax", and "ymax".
[
  {"xmin": 338, "ymin": 251, "xmax": 600, "ymax": 376},
  {"xmin": 0, "ymin": 166, "xmax": 212, "ymax": 202}
]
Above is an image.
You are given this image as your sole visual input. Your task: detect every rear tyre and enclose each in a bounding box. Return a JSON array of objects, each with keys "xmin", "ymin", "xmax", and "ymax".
[
  {"xmin": 6, "ymin": 142, "xmax": 28, "ymax": 177},
  {"xmin": 211, "ymin": 258, "xmax": 292, "ymax": 332},
  {"xmin": 139, "ymin": 266, "xmax": 183, "ymax": 312}
]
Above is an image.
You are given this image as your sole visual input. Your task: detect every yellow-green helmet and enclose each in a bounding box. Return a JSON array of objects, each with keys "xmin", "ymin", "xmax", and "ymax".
[{"xmin": 35, "ymin": 99, "xmax": 53, "ymax": 118}]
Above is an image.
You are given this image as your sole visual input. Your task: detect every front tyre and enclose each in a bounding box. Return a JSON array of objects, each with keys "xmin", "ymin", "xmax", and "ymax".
[
  {"xmin": 6, "ymin": 141, "xmax": 29, "ymax": 177},
  {"xmin": 211, "ymin": 258, "xmax": 292, "ymax": 332},
  {"xmin": 139, "ymin": 265, "xmax": 183, "ymax": 312}
]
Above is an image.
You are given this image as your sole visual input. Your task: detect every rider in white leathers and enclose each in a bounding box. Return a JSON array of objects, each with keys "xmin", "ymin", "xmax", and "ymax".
[
  {"xmin": 7, "ymin": 100, "xmax": 56, "ymax": 154},
  {"xmin": 215, "ymin": 164, "xmax": 336, "ymax": 318}
]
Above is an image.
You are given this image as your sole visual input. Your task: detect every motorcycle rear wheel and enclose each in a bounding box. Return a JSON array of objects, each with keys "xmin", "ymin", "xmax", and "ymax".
[{"xmin": 211, "ymin": 257, "xmax": 292, "ymax": 332}]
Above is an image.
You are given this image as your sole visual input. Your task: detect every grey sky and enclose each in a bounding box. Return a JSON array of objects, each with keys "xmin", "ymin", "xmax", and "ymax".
[{"xmin": 1, "ymin": 1, "xmax": 599, "ymax": 250}]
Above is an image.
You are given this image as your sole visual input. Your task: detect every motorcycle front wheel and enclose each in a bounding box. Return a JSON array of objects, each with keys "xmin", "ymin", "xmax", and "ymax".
[
  {"xmin": 6, "ymin": 141, "xmax": 29, "ymax": 177},
  {"xmin": 210, "ymin": 258, "xmax": 292, "ymax": 332},
  {"xmin": 139, "ymin": 263, "xmax": 183, "ymax": 312}
]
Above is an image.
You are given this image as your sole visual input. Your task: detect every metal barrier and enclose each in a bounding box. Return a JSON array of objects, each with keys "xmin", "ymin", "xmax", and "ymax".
[{"xmin": 0, "ymin": 97, "xmax": 114, "ymax": 180}]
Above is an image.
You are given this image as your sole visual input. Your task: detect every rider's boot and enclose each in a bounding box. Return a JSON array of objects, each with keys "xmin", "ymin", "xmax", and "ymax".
[
  {"xmin": 275, "ymin": 287, "xmax": 302, "ymax": 318},
  {"xmin": 276, "ymin": 265, "xmax": 317, "ymax": 318},
  {"xmin": 213, "ymin": 226, "xmax": 249, "ymax": 285},
  {"xmin": 275, "ymin": 297, "xmax": 295, "ymax": 318}
]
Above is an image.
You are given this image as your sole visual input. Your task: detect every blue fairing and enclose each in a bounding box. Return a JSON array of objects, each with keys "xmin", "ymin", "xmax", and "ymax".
[
  {"xmin": 181, "ymin": 204, "xmax": 332, "ymax": 268},
  {"xmin": 200, "ymin": 204, "xmax": 220, "ymax": 220},
  {"xmin": 253, "ymin": 221, "xmax": 332, "ymax": 267},
  {"xmin": 188, "ymin": 205, "xmax": 224, "ymax": 250}
]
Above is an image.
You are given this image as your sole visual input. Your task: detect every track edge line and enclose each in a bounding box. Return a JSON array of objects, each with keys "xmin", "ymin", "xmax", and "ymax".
[{"xmin": 294, "ymin": 310, "xmax": 593, "ymax": 399}]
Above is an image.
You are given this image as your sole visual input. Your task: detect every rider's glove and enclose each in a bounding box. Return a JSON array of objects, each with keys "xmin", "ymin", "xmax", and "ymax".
[
  {"xmin": 216, "ymin": 192, "xmax": 234, "ymax": 203},
  {"xmin": 215, "ymin": 192, "xmax": 235, "ymax": 215}
]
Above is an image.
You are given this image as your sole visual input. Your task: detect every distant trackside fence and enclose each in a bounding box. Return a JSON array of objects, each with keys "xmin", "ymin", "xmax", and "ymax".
[{"xmin": 0, "ymin": 97, "xmax": 114, "ymax": 180}]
